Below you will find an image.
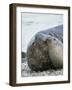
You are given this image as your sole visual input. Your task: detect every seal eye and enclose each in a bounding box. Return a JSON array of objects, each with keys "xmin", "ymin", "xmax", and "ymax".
[{"xmin": 46, "ymin": 38, "xmax": 51, "ymax": 43}]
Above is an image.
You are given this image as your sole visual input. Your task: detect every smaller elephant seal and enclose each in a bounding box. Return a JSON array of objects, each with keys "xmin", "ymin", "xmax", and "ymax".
[{"xmin": 46, "ymin": 36, "xmax": 63, "ymax": 69}]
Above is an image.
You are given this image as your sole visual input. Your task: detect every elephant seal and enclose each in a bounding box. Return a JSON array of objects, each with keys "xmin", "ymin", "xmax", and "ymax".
[
  {"xmin": 27, "ymin": 25, "xmax": 63, "ymax": 71},
  {"xmin": 27, "ymin": 38, "xmax": 53, "ymax": 71},
  {"xmin": 46, "ymin": 36, "xmax": 63, "ymax": 69}
]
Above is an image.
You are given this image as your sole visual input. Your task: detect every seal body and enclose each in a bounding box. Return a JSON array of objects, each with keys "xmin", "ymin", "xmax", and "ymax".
[{"xmin": 27, "ymin": 25, "xmax": 63, "ymax": 71}]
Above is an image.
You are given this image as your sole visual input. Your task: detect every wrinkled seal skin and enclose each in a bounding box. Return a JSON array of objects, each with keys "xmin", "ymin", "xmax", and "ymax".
[{"xmin": 27, "ymin": 25, "xmax": 63, "ymax": 71}]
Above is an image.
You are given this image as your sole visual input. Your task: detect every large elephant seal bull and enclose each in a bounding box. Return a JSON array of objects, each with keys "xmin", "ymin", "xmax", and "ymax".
[{"xmin": 27, "ymin": 25, "xmax": 63, "ymax": 71}]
